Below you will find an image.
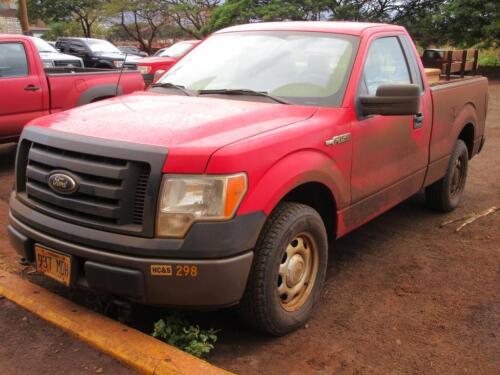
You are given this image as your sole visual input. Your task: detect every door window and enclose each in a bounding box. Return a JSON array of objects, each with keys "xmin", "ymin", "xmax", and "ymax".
[
  {"xmin": 69, "ymin": 42, "xmax": 85, "ymax": 54},
  {"xmin": 56, "ymin": 40, "xmax": 67, "ymax": 51},
  {"xmin": 362, "ymin": 37, "xmax": 411, "ymax": 95},
  {"xmin": 0, "ymin": 43, "xmax": 28, "ymax": 78}
]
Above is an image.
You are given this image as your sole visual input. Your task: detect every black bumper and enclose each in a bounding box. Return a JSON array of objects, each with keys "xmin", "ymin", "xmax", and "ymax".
[{"xmin": 9, "ymin": 194, "xmax": 266, "ymax": 307}]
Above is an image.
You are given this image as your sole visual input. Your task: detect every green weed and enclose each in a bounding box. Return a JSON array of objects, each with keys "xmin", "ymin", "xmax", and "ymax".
[{"xmin": 152, "ymin": 314, "xmax": 219, "ymax": 358}]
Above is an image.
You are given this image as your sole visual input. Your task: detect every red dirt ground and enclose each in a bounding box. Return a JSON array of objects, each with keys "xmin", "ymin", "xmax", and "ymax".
[{"xmin": 0, "ymin": 82, "xmax": 499, "ymax": 375}]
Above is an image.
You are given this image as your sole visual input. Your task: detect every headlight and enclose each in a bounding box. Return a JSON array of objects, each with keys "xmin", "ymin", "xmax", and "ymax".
[
  {"xmin": 138, "ymin": 65, "xmax": 151, "ymax": 74},
  {"xmin": 113, "ymin": 60, "xmax": 124, "ymax": 68},
  {"xmin": 42, "ymin": 60, "xmax": 54, "ymax": 68},
  {"xmin": 153, "ymin": 69, "xmax": 166, "ymax": 83},
  {"xmin": 157, "ymin": 174, "xmax": 247, "ymax": 238}
]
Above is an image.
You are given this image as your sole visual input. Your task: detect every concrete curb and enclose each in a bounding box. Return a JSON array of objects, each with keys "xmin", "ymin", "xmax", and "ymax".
[{"xmin": 0, "ymin": 270, "xmax": 232, "ymax": 375}]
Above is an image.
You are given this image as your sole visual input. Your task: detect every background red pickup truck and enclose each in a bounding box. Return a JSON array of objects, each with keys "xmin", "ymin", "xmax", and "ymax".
[
  {"xmin": 136, "ymin": 40, "xmax": 200, "ymax": 84},
  {"xmin": 8, "ymin": 22, "xmax": 488, "ymax": 336},
  {"xmin": 0, "ymin": 34, "xmax": 144, "ymax": 143}
]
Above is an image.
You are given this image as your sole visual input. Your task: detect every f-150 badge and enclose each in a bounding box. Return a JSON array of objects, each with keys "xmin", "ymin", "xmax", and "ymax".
[{"xmin": 325, "ymin": 133, "xmax": 351, "ymax": 146}]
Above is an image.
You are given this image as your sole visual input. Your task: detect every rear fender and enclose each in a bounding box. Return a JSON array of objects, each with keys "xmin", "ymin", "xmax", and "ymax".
[
  {"xmin": 453, "ymin": 102, "xmax": 477, "ymax": 142},
  {"xmin": 77, "ymin": 85, "xmax": 123, "ymax": 106}
]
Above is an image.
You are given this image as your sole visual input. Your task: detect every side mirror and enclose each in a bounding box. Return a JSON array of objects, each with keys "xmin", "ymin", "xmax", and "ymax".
[{"xmin": 358, "ymin": 84, "xmax": 420, "ymax": 116}]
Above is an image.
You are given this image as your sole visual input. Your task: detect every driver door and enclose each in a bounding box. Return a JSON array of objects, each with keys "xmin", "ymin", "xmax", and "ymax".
[
  {"xmin": 350, "ymin": 36, "xmax": 428, "ymax": 204},
  {"xmin": 0, "ymin": 41, "xmax": 45, "ymax": 141}
]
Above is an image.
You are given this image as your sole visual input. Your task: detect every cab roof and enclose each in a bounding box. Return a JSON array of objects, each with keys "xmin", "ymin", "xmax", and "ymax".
[{"xmin": 217, "ymin": 21, "xmax": 405, "ymax": 36}]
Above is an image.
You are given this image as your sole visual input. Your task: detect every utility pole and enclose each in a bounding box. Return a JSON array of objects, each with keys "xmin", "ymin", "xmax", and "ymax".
[{"xmin": 18, "ymin": 0, "xmax": 31, "ymax": 35}]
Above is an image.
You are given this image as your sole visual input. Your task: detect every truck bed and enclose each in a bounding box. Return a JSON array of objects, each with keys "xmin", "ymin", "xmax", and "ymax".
[
  {"xmin": 428, "ymin": 75, "xmax": 488, "ymax": 171},
  {"xmin": 44, "ymin": 67, "xmax": 137, "ymax": 75},
  {"xmin": 44, "ymin": 68, "xmax": 144, "ymax": 113}
]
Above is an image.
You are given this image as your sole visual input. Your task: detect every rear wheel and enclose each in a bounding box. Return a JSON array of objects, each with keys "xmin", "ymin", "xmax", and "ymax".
[
  {"xmin": 425, "ymin": 139, "xmax": 469, "ymax": 212},
  {"xmin": 239, "ymin": 202, "xmax": 328, "ymax": 336}
]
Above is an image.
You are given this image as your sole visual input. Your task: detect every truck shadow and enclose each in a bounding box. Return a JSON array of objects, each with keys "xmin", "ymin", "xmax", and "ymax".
[
  {"xmin": 0, "ymin": 143, "xmax": 17, "ymax": 172},
  {"xmin": 327, "ymin": 192, "xmax": 431, "ymax": 278},
  {"xmin": 124, "ymin": 192, "xmax": 440, "ymax": 351}
]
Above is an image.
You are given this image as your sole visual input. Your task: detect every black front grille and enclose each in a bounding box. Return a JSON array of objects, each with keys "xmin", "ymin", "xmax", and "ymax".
[
  {"xmin": 54, "ymin": 60, "xmax": 82, "ymax": 67},
  {"xmin": 17, "ymin": 141, "xmax": 155, "ymax": 236}
]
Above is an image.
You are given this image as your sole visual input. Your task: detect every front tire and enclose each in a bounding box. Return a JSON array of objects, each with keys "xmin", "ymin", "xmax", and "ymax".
[
  {"xmin": 239, "ymin": 202, "xmax": 328, "ymax": 336},
  {"xmin": 425, "ymin": 139, "xmax": 469, "ymax": 212}
]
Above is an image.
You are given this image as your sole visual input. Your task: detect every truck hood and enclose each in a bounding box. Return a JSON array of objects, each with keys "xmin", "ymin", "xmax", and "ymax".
[
  {"xmin": 40, "ymin": 52, "xmax": 82, "ymax": 63},
  {"xmin": 30, "ymin": 91, "xmax": 317, "ymax": 171},
  {"xmin": 95, "ymin": 52, "xmax": 126, "ymax": 60},
  {"xmin": 137, "ymin": 56, "xmax": 177, "ymax": 65}
]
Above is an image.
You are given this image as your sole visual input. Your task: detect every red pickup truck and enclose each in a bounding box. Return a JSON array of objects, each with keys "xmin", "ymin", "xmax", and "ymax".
[
  {"xmin": 8, "ymin": 22, "xmax": 488, "ymax": 335},
  {"xmin": 0, "ymin": 35, "xmax": 144, "ymax": 143},
  {"xmin": 137, "ymin": 40, "xmax": 200, "ymax": 84}
]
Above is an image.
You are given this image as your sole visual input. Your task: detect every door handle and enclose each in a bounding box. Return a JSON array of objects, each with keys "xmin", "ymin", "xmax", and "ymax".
[
  {"xmin": 413, "ymin": 112, "xmax": 423, "ymax": 129},
  {"xmin": 24, "ymin": 84, "xmax": 40, "ymax": 91}
]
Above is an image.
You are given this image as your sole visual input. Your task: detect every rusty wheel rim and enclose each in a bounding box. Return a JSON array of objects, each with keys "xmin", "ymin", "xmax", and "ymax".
[
  {"xmin": 450, "ymin": 158, "xmax": 465, "ymax": 197},
  {"xmin": 277, "ymin": 233, "xmax": 319, "ymax": 312}
]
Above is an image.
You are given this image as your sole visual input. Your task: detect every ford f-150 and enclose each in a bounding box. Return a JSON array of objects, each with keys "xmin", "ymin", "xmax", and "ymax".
[{"xmin": 8, "ymin": 22, "xmax": 488, "ymax": 335}]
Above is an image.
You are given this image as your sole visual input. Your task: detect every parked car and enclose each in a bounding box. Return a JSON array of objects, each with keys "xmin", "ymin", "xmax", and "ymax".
[
  {"xmin": 153, "ymin": 48, "xmax": 167, "ymax": 56},
  {"xmin": 118, "ymin": 45, "xmax": 148, "ymax": 57},
  {"xmin": 8, "ymin": 22, "xmax": 488, "ymax": 335},
  {"xmin": 422, "ymin": 48, "xmax": 447, "ymax": 69},
  {"xmin": 137, "ymin": 40, "xmax": 200, "ymax": 84},
  {"xmin": 55, "ymin": 37, "xmax": 137, "ymax": 69},
  {"xmin": 30, "ymin": 36, "xmax": 83, "ymax": 68},
  {"xmin": 0, "ymin": 34, "xmax": 144, "ymax": 143}
]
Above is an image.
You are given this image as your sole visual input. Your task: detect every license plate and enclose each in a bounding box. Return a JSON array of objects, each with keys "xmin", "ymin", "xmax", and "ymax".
[{"xmin": 35, "ymin": 245, "xmax": 72, "ymax": 286}]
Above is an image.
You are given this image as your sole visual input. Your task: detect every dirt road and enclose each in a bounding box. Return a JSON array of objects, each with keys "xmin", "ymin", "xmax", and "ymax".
[{"xmin": 0, "ymin": 82, "xmax": 499, "ymax": 375}]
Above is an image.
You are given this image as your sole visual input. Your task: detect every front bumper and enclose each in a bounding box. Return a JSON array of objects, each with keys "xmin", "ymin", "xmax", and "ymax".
[{"xmin": 9, "ymin": 194, "xmax": 266, "ymax": 307}]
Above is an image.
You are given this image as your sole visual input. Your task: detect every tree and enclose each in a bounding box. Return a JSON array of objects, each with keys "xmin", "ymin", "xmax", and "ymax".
[
  {"xmin": 27, "ymin": 0, "xmax": 106, "ymax": 37},
  {"xmin": 438, "ymin": 0, "xmax": 499, "ymax": 48},
  {"xmin": 203, "ymin": 0, "xmax": 326, "ymax": 34},
  {"xmin": 19, "ymin": 0, "xmax": 31, "ymax": 34},
  {"xmin": 204, "ymin": 0, "xmax": 497, "ymax": 49},
  {"xmin": 167, "ymin": 0, "xmax": 221, "ymax": 38},
  {"xmin": 106, "ymin": 0, "xmax": 171, "ymax": 53}
]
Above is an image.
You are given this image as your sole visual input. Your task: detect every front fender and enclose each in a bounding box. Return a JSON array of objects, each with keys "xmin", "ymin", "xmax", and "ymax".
[{"xmin": 237, "ymin": 149, "xmax": 348, "ymax": 216}]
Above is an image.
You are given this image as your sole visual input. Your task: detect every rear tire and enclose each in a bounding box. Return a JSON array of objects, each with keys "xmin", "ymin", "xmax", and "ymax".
[
  {"xmin": 425, "ymin": 139, "xmax": 469, "ymax": 212},
  {"xmin": 239, "ymin": 202, "xmax": 328, "ymax": 336}
]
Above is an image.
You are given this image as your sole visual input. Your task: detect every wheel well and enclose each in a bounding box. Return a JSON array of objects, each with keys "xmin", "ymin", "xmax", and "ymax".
[
  {"xmin": 281, "ymin": 182, "xmax": 337, "ymax": 242},
  {"xmin": 458, "ymin": 123, "xmax": 474, "ymax": 158},
  {"xmin": 90, "ymin": 96, "xmax": 114, "ymax": 103}
]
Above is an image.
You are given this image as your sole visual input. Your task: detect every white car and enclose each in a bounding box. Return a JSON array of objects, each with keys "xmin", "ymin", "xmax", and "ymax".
[{"xmin": 31, "ymin": 37, "xmax": 84, "ymax": 68}]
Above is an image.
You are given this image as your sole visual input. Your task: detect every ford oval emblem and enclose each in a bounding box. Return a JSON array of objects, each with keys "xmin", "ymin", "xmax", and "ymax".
[{"xmin": 48, "ymin": 172, "xmax": 78, "ymax": 195}]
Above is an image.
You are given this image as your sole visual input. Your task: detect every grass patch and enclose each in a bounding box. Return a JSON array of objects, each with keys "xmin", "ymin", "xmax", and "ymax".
[
  {"xmin": 479, "ymin": 49, "xmax": 499, "ymax": 67},
  {"xmin": 152, "ymin": 314, "xmax": 219, "ymax": 358}
]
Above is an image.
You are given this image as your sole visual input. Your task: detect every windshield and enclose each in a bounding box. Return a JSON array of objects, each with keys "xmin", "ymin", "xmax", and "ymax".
[
  {"xmin": 157, "ymin": 31, "xmax": 359, "ymax": 107},
  {"xmin": 86, "ymin": 39, "xmax": 121, "ymax": 54},
  {"xmin": 32, "ymin": 37, "xmax": 57, "ymax": 53},
  {"xmin": 159, "ymin": 42, "xmax": 195, "ymax": 58}
]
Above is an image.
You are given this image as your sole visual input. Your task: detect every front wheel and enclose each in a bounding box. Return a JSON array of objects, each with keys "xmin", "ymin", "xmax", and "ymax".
[
  {"xmin": 425, "ymin": 139, "xmax": 469, "ymax": 212},
  {"xmin": 239, "ymin": 202, "xmax": 328, "ymax": 336}
]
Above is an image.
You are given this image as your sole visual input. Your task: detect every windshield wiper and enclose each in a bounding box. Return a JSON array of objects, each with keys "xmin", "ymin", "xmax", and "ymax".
[
  {"xmin": 151, "ymin": 82, "xmax": 192, "ymax": 96},
  {"xmin": 198, "ymin": 89, "xmax": 290, "ymax": 104}
]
